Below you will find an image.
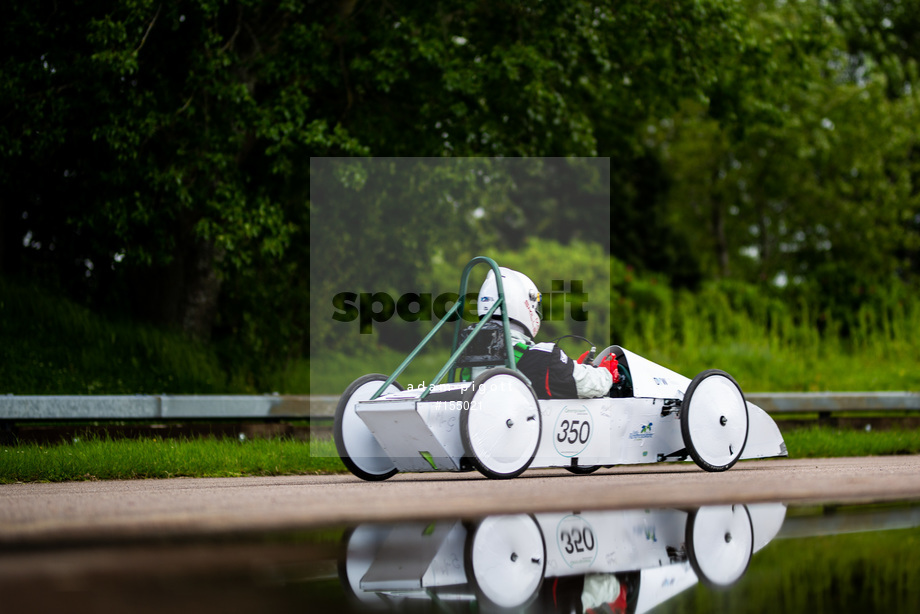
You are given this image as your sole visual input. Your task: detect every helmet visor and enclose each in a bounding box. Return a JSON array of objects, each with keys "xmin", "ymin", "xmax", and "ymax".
[{"xmin": 530, "ymin": 289, "xmax": 543, "ymax": 322}]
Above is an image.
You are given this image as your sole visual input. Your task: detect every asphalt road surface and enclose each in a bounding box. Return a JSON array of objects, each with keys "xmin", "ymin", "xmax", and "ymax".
[{"xmin": 3, "ymin": 456, "xmax": 920, "ymax": 546}]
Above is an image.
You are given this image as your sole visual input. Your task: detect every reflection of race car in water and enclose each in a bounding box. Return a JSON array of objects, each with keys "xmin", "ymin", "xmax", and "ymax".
[
  {"xmin": 335, "ymin": 257, "xmax": 787, "ymax": 481},
  {"xmin": 339, "ymin": 504, "xmax": 788, "ymax": 613}
]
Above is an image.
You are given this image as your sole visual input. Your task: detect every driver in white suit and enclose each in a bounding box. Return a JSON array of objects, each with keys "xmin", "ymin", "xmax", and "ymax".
[{"xmin": 475, "ymin": 267, "xmax": 618, "ymax": 399}]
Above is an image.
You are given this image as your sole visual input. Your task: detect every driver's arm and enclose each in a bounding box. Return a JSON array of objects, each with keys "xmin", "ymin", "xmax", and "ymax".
[{"xmin": 573, "ymin": 363, "xmax": 614, "ymax": 398}]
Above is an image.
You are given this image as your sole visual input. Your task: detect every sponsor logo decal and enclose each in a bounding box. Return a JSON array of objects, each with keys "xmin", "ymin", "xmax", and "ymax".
[{"xmin": 629, "ymin": 422, "xmax": 654, "ymax": 440}]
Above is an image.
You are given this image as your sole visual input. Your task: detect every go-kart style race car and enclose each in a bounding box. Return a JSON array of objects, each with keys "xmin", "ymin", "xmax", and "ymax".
[
  {"xmin": 334, "ymin": 257, "xmax": 787, "ymax": 481},
  {"xmin": 339, "ymin": 503, "xmax": 787, "ymax": 612}
]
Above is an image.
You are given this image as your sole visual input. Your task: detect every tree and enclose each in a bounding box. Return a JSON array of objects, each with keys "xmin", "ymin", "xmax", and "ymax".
[
  {"xmin": 2, "ymin": 1, "xmax": 363, "ymax": 342},
  {"xmin": 653, "ymin": 1, "xmax": 920, "ymax": 321},
  {"xmin": 829, "ymin": 0, "xmax": 920, "ymax": 282},
  {"xmin": 0, "ymin": 0, "xmax": 767, "ymax": 379}
]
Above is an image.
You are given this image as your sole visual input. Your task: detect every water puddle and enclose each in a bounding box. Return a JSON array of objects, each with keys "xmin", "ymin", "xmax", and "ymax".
[{"xmin": 3, "ymin": 501, "xmax": 919, "ymax": 613}]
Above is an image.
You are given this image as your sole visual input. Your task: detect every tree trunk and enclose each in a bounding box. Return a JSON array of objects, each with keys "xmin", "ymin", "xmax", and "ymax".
[
  {"xmin": 758, "ymin": 203, "xmax": 771, "ymax": 281},
  {"xmin": 711, "ymin": 168, "xmax": 730, "ymax": 278},
  {"xmin": 179, "ymin": 238, "xmax": 223, "ymax": 340},
  {"xmin": 0, "ymin": 196, "xmax": 5, "ymax": 274},
  {"xmin": 130, "ymin": 228, "xmax": 222, "ymax": 340}
]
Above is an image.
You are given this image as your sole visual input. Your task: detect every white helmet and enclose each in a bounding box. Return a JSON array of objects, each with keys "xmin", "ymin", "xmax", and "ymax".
[{"xmin": 477, "ymin": 267, "xmax": 543, "ymax": 338}]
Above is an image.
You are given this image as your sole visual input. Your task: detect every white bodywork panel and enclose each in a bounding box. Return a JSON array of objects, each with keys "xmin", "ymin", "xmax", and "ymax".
[
  {"xmin": 359, "ymin": 522, "xmax": 457, "ymax": 591},
  {"xmin": 356, "ymin": 383, "xmax": 471, "ymax": 472},
  {"xmin": 359, "ymin": 521, "xmax": 468, "ymax": 592},
  {"xmin": 742, "ymin": 402, "xmax": 789, "ymax": 459},
  {"xmin": 357, "ymin": 392, "xmax": 692, "ymax": 472},
  {"xmin": 634, "ymin": 565, "xmax": 700, "ymax": 614},
  {"xmin": 748, "ymin": 502, "xmax": 788, "ymax": 552},
  {"xmin": 531, "ymin": 398, "xmax": 685, "ymax": 468},
  {"xmin": 618, "ymin": 347, "xmax": 692, "ymax": 399},
  {"xmin": 534, "ymin": 509, "xmax": 689, "ymax": 576}
]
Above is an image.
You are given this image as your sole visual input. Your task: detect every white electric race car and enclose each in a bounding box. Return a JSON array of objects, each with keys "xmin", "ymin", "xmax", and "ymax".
[{"xmin": 334, "ymin": 257, "xmax": 787, "ymax": 481}]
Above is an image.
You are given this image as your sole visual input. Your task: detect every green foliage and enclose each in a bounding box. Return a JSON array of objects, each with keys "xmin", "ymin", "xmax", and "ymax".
[
  {"xmin": 309, "ymin": 158, "xmax": 500, "ymax": 352},
  {"xmin": 610, "ymin": 261, "xmax": 920, "ymax": 393},
  {"xmin": 492, "ymin": 239, "xmax": 610, "ymax": 344},
  {"xmin": 6, "ymin": 241, "xmax": 917, "ymax": 396},
  {"xmin": 2, "ymin": 0, "xmax": 361, "ymax": 368},
  {"xmin": 418, "ymin": 237, "xmax": 611, "ymax": 345},
  {"xmin": 279, "ymin": 349, "xmax": 452, "ymax": 397},
  {"xmin": 304, "ymin": 252, "xmax": 920, "ymax": 395},
  {"xmin": 336, "ymin": 0, "xmax": 740, "ymax": 158},
  {"xmin": 662, "ymin": 523, "xmax": 920, "ymax": 614},
  {"xmin": 2, "ymin": 0, "xmax": 919, "ymax": 391},
  {"xmin": 0, "ymin": 277, "xmax": 237, "ymax": 394},
  {"xmin": 652, "ymin": 0, "xmax": 920, "ymax": 312},
  {"xmin": 1, "ymin": 0, "xmax": 749, "ymax": 377},
  {"xmin": 831, "ymin": 0, "xmax": 920, "ymax": 99},
  {"xmin": 309, "ymin": 159, "xmax": 611, "ymax": 363}
]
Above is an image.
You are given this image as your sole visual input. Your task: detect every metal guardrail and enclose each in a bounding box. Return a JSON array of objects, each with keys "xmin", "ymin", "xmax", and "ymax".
[
  {"xmin": 747, "ymin": 392, "xmax": 920, "ymax": 414},
  {"xmin": 778, "ymin": 505, "xmax": 920, "ymax": 539},
  {"xmin": 0, "ymin": 395, "xmax": 319, "ymax": 420},
  {"xmin": 0, "ymin": 392, "xmax": 918, "ymax": 421}
]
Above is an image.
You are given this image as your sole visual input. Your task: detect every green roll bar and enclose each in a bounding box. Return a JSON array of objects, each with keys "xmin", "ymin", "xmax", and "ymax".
[{"xmin": 371, "ymin": 256, "xmax": 517, "ymax": 400}]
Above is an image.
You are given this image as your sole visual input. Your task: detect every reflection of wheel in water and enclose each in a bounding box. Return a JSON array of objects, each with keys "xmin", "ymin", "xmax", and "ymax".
[
  {"xmin": 681, "ymin": 369, "xmax": 749, "ymax": 472},
  {"xmin": 337, "ymin": 525, "xmax": 391, "ymax": 608},
  {"xmin": 465, "ymin": 514, "xmax": 546, "ymax": 611},
  {"xmin": 686, "ymin": 505, "xmax": 754, "ymax": 589},
  {"xmin": 461, "ymin": 368, "xmax": 542, "ymax": 479},
  {"xmin": 334, "ymin": 374, "xmax": 403, "ymax": 481}
]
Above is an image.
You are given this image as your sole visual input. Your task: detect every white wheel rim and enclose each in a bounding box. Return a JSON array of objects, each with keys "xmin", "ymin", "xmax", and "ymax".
[
  {"xmin": 686, "ymin": 374, "xmax": 748, "ymax": 467},
  {"xmin": 690, "ymin": 505, "xmax": 753, "ymax": 587},
  {"xmin": 465, "ymin": 374, "xmax": 540, "ymax": 475},
  {"xmin": 342, "ymin": 380, "xmax": 399, "ymax": 475},
  {"xmin": 470, "ymin": 515, "xmax": 545, "ymax": 608}
]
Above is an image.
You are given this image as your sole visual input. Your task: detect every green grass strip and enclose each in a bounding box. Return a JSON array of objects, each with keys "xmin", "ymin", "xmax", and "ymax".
[
  {"xmin": 2, "ymin": 427, "xmax": 920, "ymax": 483},
  {"xmin": 0, "ymin": 436, "xmax": 345, "ymax": 483},
  {"xmin": 780, "ymin": 426, "xmax": 920, "ymax": 459}
]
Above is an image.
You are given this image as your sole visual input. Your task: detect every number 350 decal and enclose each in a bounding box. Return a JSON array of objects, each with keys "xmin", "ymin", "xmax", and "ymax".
[{"xmin": 553, "ymin": 405, "xmax": 593, "ymax": 457}]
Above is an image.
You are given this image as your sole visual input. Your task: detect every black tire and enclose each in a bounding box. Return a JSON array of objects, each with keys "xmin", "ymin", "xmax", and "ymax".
[
  {"xmin": 565, "ymin": 464, "xmax": 600, "ymax": 475},
  {"xmin": 334, "ymin": 373, "xmax": 403, "ymax": 481},
  {"xmin": 460, "ymin": 367, "xmax": 542, "ymax": 480},
  {"xmin": 680, "ymin": 369, "xmax": 749, "ymax": 472}
]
